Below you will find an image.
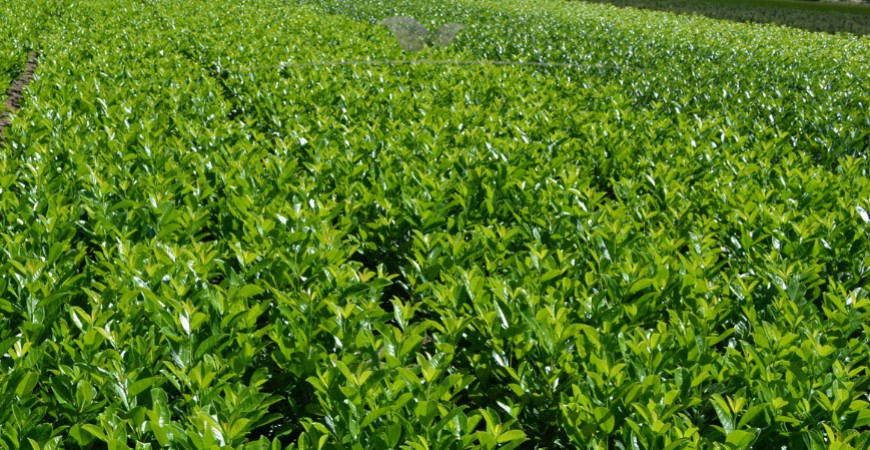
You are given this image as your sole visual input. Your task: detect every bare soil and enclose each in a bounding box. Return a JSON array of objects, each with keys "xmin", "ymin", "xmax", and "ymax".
[{"xmin": 0, "ymin": 51, "xmax": 39, "ymax": 145}]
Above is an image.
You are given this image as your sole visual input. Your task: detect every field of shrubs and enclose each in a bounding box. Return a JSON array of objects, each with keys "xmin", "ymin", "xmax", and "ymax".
[
  {"xmin": 579, "ymin": 0, "xmax": 870, "ymax": 36},
  {"xmin": 1, "ymin": 0, "xmax": 870, "ymax": 448}
]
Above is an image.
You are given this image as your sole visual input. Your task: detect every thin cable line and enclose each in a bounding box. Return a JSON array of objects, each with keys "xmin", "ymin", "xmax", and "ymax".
[{"xmin": 234, "ymin": 59, "xmax": 632, "ymax": 72}]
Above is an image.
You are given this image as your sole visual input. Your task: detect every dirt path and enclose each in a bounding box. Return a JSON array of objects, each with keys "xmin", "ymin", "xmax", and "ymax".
[{"xmin": 0, "ymin": 51, "xmax": 39, "ymax": 145}]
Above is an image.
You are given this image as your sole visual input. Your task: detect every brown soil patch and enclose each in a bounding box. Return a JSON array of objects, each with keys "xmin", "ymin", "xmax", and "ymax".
[{"xmin": 0, "ymin": 51, "xmax": 39, "ymax": 145}]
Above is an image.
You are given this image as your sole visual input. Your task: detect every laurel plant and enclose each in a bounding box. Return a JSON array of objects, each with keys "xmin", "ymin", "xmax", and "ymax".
[{"xmin": 0, "ymin": 0, "xmax": 869, "ymax": 448}]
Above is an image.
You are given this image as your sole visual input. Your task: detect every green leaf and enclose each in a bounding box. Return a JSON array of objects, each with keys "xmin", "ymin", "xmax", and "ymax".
[
  {"xmin": 237, "ymin": 284, "xmax": 265, "ymax": 298},
  {"xmin": 81, "ymin": 425, "xmax": 107, "ymax": 443},
  {"xmin": 711, "ymin": 395, "xmax": 734, "ymax": 435},
  {"xmin": 594, "ymin": 406, "xmax": 616, "ymax": 433},
  {"xmin": 725, "ymin": 429, "xmax": 757, "ymax": 449},
  {"xmin": 497, "ymin": 430, "xmax": 527, "ymax": 444},
  {"xmin": 128, "ymin": 377, "xmax": 161, "ymax": 398},
  {"xmin": 540, "ymin": 269, "xmax": 564, "ymax": 283},
  {"xmin": 15, "ymin": 372, "xmax": 39, "ymax": 398}
]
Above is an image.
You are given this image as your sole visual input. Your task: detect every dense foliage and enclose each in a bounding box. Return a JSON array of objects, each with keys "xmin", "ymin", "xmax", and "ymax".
[{"xmin": 1, "ymin": 0, "xmax": 870, "ymax": 448}]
